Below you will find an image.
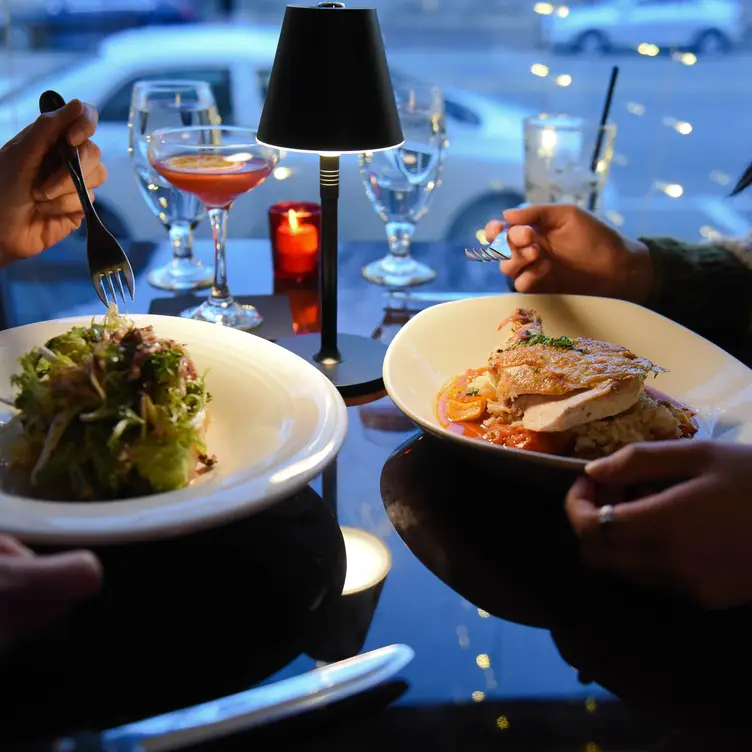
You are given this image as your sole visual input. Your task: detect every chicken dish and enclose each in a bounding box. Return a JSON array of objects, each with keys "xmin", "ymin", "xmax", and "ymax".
[{"xmin": 437, "ymin": 308, "xmax": 697, "ymax": 459}]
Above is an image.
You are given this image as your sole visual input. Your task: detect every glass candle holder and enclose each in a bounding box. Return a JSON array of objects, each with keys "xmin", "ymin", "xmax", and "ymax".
[{"xmin": 269, "ymin": 202, "xmax": 322, "ymax": 282}]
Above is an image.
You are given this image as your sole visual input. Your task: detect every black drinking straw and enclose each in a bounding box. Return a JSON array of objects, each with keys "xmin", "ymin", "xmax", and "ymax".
[{"xmin": 588, "ymin": 65, "xmax": 619, "ymax": 212}]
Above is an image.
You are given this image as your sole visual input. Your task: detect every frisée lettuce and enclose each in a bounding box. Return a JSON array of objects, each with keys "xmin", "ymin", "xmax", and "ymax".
[{"xmin": 1, "ymin": 306, "xmax": 215, "ymax": 501}]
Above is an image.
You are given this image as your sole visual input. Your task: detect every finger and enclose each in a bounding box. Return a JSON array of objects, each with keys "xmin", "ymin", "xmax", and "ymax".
[
  {"xmin": 34, "ymin": 141, "xmax": 103, "ymax": 200},
  {"xmin": 18, "ymin": 99, "xmax": 86, "ymax": 166},
  {"xmin": 484, "ymin": 220, "xmax": 505, "ymax": 243},
  {"xmin": 514, "ymin": 259, "xmax": 552, "ymax": 292},
  {"xmin": 503, "ymin": 203, "xmax": 575, "ymax": 230},
  {"xmin": 565, "ymin": 475, "xmax": 630, "ymax": 543},
  {"xmin": 9, "ymin": 550, "xmax": 102, "ymax": 602},
  {"xmin": 506, "ymin": 224, "xmax": 538, "ymax": 249},
  {"xmin": 0, "ymin": 535, "xmax": 33, "ymax": 558},
  {"xmin": 36, "ymin": 190, "xmax": 95, "ymax": 216},
  {"xmin": 67, "ymin": 102, "xmax": 99, "ymax": 147},
  {"xmin": 499, "ymin": 244, "xmax": 542, "ymax": 279},
  {"xmin": 585, "ymin": 441, "xmax": 714, "ymax": 485}
]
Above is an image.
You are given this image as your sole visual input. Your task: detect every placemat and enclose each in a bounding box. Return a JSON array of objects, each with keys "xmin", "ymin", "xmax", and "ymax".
[{"xmin": 149, "ymin": 294, "xmax": 296, "ymax": 341}]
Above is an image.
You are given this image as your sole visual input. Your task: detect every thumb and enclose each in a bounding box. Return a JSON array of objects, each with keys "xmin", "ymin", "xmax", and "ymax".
[
  {"xmin": 11, "ymin": 550, "xmax": 102, "ymax": 603},
  {"xmin": 503, "ymin": 203, "xmax": 572, "ymax": 229},
  {"xmin": 16, "ymin": 99, "xmax": 85, "ymax": 168},
  {"xmin": 585, "ymin": 441, "xmax": 712, "ymax": 485}
]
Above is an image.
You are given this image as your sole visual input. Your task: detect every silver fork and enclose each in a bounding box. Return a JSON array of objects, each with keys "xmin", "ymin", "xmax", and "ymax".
[
  {"xmin": 464, "ymin": 238, "xmax": 511, "ymax": 262},
  {"xmin": 39, "ymin": 90, "xmax": 135, "ymax": 307}
]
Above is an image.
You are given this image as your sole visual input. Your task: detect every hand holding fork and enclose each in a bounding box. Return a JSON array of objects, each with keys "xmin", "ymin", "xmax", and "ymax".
[{"xmin": 39, "ymin": 90, "xmax": 134, "ymax": 307}]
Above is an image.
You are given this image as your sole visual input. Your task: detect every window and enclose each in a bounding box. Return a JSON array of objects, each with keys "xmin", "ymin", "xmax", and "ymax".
[
  {"xmin": 98, "ymin": 68, "xmax": 233, "ymax": 123},
  {"xmin": 258, "ymin": 68, "xmax": 271, "ymax": 101},
  {"xmin": 444, "ymin": 99, "xmax": 481, "ymax": 127}
]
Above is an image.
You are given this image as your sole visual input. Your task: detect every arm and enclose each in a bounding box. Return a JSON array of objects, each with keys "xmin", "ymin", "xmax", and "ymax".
[{"xmin": 640, "ymin": 236, "xmax": 752, "ymax": 363}]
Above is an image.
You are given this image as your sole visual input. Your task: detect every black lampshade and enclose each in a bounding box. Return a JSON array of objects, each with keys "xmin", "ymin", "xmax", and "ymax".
[{"xmin": 258, "ymin": 3, "xmax": 404, "ymax": 154}]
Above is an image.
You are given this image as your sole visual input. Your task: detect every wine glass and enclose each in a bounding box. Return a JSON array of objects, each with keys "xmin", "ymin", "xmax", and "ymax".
[
  {"xmin": 149, "ymin": 126, "xmax": 279, "ymax": 329},
  {"xmin": 359, "ymin": 83, "xmax": 446, "ymax": 288},
  {"xmin": 129, "ymin": 80, "xmax": 218, "ymax": 291}
]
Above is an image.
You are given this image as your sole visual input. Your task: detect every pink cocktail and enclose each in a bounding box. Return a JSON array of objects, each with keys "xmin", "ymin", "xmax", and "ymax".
[{"xmin": 149, "ymin": 126, "xmax": 279, "ymax": 330}]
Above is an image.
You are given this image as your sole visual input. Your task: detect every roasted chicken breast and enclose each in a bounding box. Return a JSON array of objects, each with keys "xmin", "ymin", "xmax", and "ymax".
[{"xmin": 485, "ymin": 308, "xmax": 665, "ymax": 432}]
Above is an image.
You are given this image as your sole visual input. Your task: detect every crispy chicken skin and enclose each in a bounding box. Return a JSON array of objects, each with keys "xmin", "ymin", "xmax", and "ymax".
[{"xmin": 489, "ymin": 308, "xmax": 664, "ymax": 399}]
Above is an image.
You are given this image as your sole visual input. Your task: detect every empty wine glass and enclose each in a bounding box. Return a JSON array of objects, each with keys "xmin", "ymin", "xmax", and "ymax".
[
  {"xmin": 360, "ymin": 83, "xmax": 446, "ymax": 288},
  {"xmin": 149, "ymin": 126, "xmax": 279, "ymax": 329},
  {"xmin": 129, "ymin": 80, "xmax": 218, "ymax": 291}
]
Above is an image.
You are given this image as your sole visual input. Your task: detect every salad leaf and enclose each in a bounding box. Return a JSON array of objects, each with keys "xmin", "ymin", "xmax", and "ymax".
[{"xmin": 1, "ymin": 305, "xmax": 215, "ymax": 501}]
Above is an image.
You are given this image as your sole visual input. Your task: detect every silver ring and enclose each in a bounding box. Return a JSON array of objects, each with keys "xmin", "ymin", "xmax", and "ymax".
[{"xmin": 599, "ymin": 504, "xmax": 616, "ymax": 527}]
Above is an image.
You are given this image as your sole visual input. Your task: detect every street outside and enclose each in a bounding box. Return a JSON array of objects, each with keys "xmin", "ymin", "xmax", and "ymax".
[
  {"xmin": 388, "ymin": 36, "xmax": 752, "ymax": 244},
  {"xmin": 1, "ymin": 27, "xmax": 750, "ymax": 245}
]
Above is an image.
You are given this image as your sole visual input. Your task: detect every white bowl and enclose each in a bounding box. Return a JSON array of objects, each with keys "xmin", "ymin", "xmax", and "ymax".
[
  {"xmin": 0, "ymin": 315, "xmax": 347, "ymax": 545},
  {"xmin": 383, "ymin": 294, "xmax": 752, "ymax": 474}
]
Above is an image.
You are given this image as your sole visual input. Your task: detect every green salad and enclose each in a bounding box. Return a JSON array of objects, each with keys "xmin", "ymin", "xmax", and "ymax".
[{"xmin": 2, "ymin": 306, "xmax": 215, "ymax": 501}]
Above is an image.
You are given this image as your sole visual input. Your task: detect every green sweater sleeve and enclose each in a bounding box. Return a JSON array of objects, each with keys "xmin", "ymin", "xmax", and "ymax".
[{"xmin": 640, "ymin": 236, "xmax": 752, "ymax": 364}]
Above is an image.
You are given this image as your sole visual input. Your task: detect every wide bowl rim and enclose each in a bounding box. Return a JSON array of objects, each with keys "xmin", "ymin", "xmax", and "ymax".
[
  {"xmin": 0, "ymin": 314, "xmax": 348, "ymax": 545},
  {"xmin": 383, "ymin": 293, "xmax": 739, "ymax": 471}
]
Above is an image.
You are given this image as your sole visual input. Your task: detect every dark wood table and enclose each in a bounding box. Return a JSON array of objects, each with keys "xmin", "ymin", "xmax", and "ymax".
[{"xmin": 1, "ymin": 238, "xmax": 751, "ymax": 751}]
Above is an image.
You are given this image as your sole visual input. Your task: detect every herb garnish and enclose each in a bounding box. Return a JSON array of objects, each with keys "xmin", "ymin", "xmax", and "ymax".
[
  {"xmin": 512, "ymin": 333, "xmax": 577, "ymax": 350},
  {"xmin": 466, "ymin": 388, "xmax": 479, "ymax": 396}
]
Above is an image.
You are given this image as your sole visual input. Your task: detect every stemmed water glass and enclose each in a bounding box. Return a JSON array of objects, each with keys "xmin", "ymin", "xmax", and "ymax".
[
  {"xmin": 359, "ymin": 83, "xmax": 446, "ymax": 288},
  {"xmin": 129, "ymin": 80, "xmax": 218, "ymax": 291},
  {"xmin": 148, "ymin": 126, "xmax": 279, "ymax": 329}
]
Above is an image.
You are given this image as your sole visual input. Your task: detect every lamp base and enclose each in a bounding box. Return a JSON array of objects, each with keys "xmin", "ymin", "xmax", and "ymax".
[{"xmin": 276, "ymin": 333, "xmax": 386, "ymax": 400}]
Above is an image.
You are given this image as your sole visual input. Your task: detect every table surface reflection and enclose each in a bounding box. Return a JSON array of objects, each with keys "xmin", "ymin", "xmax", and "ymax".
[{"xmin": 2, "ymin": 238, "xmax": 751, "ymax": 751}]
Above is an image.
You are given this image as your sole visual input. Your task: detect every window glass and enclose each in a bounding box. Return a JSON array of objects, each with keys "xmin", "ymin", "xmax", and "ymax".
[{"xmin": 99, "ymin": 68, "xmax": 233, "ymax": 123}]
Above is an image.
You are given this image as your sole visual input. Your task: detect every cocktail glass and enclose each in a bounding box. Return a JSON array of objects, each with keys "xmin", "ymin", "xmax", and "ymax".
[{"xmin": 149, "ymin": 126, "xmax": 279, "ymax": 329}]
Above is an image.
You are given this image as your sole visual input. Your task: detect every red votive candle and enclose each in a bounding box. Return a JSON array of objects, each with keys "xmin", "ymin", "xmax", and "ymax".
[{"xmin": 269, "ymin": 202, "xmax": 321, "ymax": 281}]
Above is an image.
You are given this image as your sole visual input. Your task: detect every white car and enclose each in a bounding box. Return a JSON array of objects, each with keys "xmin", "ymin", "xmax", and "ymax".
[
  {"xmin": 541, "ymin": 0, "xmax": 744, "ymax": 55},
  {"xmin": 0, "ymin": 24, "xmax": 532, "ymax": 244}
]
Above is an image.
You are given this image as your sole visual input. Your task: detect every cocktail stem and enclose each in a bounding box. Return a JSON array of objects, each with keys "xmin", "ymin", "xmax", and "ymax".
[
  {"xmin": 168, "ymin": 220, "xmax": 194, "ymax": 261},
  {"xmin": 315, "ymin": 154, "xmax": 342, "ymax": 365},
  {"xmin": 386, "ymin": 221, "xmax": 416, "ymax": 258},
  {"xmin": 208, "ymin": 207, "xmax": 231, "ymax": 303}
]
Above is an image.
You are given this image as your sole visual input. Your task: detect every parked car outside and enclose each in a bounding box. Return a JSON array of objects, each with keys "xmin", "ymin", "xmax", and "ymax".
[
  {"xmin": 540, "ymin": 0, "xmax": 745, "ymax": 55},
  {"xmin": 0, "ymin": 24, "xmax": 540, "ymax": 244}
]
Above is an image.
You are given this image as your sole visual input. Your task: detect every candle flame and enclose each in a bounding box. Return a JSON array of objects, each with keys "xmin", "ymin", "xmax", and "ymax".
[{"xmin": 288, "ymin": 208, "xmax": 300, "ymax": 232}]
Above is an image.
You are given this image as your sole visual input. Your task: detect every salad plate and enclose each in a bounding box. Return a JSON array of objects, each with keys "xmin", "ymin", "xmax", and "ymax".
[
  {"xmin": 383, "ymin": 294, "xmax": 752, "ymax": 476},
  {"xmin": 0, "ymin": 313, "xmax": 348, "ymax": 545}
]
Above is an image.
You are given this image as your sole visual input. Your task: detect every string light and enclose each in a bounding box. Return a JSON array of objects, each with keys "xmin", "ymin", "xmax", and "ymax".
[
  {"xmin": 531, "ymin": 63, "xmax": 549, "ymax": 77},
  {"xmin": 710, "ymin": 170, "xmax": 731, "ymax": 186},
  {"xmin": 555, "ymin": 74, "xmax": 572, "ymax": 87},
  {"xmin": 533, "ymin": 2, "xmax": 554, "ymax": 14},
  {"xmin": 662, "ymin": 183, "xmax": 684, "ymax": 198},
  {"xmin": 637, "ymin": 42, "xmax": 659, "ymax": 56}
]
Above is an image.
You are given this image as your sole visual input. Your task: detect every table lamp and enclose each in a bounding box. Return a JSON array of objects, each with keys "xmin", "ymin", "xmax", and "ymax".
[{"xmin": 258, "ymin": 2, "xmax": 404, "ymax": 399}]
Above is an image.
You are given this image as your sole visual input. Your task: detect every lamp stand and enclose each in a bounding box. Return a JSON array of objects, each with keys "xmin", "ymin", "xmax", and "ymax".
[{"xmin": 277, "ymin": 154, "xmax": 386, "ymax": 400}]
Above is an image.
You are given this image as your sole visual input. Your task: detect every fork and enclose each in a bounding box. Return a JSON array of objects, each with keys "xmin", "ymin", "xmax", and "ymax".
[
  {"xmin": 39, "ymin": 90, "xmax": 135, "ymax": 307},
  {"xmin": 464, "ymin": 237, "xmax": 511, "ymax": 262}
]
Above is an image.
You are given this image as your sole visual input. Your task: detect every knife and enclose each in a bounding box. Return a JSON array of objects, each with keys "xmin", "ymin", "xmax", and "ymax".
[{"xmin": 52, "ymin": 644, "xmax": 414, "ymax": 752}]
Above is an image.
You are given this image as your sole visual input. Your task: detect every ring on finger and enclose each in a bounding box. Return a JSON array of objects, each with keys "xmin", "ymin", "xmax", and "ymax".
[{"xmin": 599, "ymin": 504, "xmax": 616, "ymax": 529}]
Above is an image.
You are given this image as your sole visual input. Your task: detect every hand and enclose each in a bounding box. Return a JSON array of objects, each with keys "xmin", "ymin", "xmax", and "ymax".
[
  {"xmin": 485, "ymin": 204, "xmax": 653, "ymax": 303},
  {"xmin": 566, "ymin": 441, "xmax": 752, "ymax": 609},
  {"xmin": 0, "ymin": 535, "xmax": 102, "ymax": 652},
  {"xmin": 0, "ymin": 99, "xmax": 106, "ymax": 266}
]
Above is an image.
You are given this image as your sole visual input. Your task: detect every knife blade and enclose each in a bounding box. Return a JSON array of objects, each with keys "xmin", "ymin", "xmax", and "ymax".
[{"xmin": 53, "ymin": 644, "xmax": 414, "ymax": 752}]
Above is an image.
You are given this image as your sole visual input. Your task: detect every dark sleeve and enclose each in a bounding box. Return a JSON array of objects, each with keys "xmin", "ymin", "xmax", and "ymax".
[{"xmin": 639, "ymin": 236, "xmax": 752, "ymax": 363}]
